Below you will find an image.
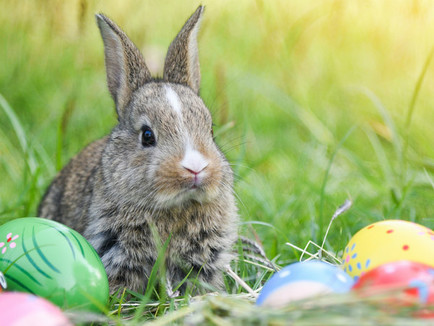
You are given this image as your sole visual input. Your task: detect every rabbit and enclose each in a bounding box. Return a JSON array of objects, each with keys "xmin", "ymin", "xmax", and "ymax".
[{"xmin": 38, "ymin": 6, "xmax": 239, "ymax": 295}]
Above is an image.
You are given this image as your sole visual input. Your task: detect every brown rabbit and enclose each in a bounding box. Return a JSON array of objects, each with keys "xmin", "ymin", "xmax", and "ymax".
[{"xmin": 38, "ymin": 6, "xmax": 238, "ymax": 295}]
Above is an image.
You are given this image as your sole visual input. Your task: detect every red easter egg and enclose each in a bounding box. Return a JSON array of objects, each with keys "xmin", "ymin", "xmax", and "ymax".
[{"xmin": 353, "ymin": 260, "xmax": 434, "ymax": 317}]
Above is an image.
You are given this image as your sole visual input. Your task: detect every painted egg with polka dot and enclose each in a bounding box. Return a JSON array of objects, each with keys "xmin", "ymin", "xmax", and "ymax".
[
  {"xmin": 256, "ymin": 260, "xmax": 354, "ymax": 307},
  {"xmin": 342, "ymin": 220, "xmax": 434, "ymax": 281},
  {"xmin": 353, "ymin": 260, "xmax": 434, "ymax": 303},
  {"xmin": 353, "ymin": 260, "xmax": 434, "ymax": 318},
  {"xmin": 0, "ymin": 218, "xmax": 109, "ymax": 312}
]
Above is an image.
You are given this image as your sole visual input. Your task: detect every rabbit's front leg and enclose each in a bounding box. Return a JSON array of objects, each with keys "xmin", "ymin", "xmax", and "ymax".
[{"xmin": 84, "ymin": 217, "xmax": 156, "ymax": 294}]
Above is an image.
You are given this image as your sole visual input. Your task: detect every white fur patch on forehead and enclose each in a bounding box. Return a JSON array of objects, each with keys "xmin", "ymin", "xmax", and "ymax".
[{"xmin": 164, "ymin": 86, "xmax": 182, "ymax": 116}]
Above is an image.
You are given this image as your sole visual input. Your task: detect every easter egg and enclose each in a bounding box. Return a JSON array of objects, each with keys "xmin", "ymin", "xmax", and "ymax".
[
  {"xmin": 0, "ymin": 292, "xmax": 72, "ymax": 326},
  {"xmin": 342, "ymin": 220, "xmax": 434, "ymax": 280},
  {"xmin": 257, "ymin": 260, "xmax": 354, "ymax": 307},
  {"xmin": 0, "ymin": 218, "xmax": 109, "ymax": 312},
  {"xmin": 353, "ymin": 261, "xmax": 434, "ymax": 318}
]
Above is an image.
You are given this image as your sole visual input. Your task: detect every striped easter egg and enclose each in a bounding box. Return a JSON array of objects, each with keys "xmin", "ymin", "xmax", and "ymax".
[{"xmin": 0, "ymin": 218, "xmax": 109, "ymax": 312}]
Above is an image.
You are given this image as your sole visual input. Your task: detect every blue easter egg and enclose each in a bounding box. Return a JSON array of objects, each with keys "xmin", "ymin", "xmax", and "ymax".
[{"xmin": 257, "ymin": 260, "xmax": 353, "ymax": 307}]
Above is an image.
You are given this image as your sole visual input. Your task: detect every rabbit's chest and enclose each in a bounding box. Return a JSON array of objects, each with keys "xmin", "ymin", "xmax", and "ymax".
[{"xmin": 151, "ymin": 214, "xmax": 229, "ymax": 268}]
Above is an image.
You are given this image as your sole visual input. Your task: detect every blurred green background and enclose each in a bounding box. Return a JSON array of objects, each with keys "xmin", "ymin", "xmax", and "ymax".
[{"xmin": 1, "ymin": 0, "xmax": 433, "ymax": 261}]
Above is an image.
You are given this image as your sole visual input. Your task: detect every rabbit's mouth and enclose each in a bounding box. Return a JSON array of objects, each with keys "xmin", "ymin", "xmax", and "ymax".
[
  {"xmin": 155, "ymin": 186, "xmax": 209, "ymax": 209},
  {"xmin": 154, "ymin": 173, "xmax": 217, "ymax": 208},
  {"xmin": 182, "ymin": 176, "xmax": 208, "ymax": 198},
  {"xmin": 151, "ymin": 152, "xmax": 224, "ymax": 208},
  {"xmin": 189, "ymin": 171, "xmax": 206, "ymax": 189}
]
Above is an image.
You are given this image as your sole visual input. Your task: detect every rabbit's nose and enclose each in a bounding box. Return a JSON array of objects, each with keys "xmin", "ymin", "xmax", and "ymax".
[
  {"xmin": 184, "ymin": 166, "xmax": 205, "ymax": 176},
  {"xmin": 181, "ymin": 148, "xmax": 209, "ymax": 175}
]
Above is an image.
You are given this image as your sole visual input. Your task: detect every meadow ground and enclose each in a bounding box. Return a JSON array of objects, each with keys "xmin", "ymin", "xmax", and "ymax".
[{"xmin": 1, "ymin": 0, "xmax": 434, "ymax": 324}]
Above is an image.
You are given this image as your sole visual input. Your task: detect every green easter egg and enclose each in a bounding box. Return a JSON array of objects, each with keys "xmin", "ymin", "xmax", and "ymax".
[{"xmin": 0, "ymin": 218, "xmax": 109, "ymax": 312}]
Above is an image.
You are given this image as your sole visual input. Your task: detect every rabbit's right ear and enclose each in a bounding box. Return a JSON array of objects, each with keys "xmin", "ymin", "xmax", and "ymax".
[
  {"xmin": 163, "ymin": 6, "xmax": 204, "ymax": 94},
  {"xmin": 96, "ymin": 14, "xmax": 152, "ymax": 119}
]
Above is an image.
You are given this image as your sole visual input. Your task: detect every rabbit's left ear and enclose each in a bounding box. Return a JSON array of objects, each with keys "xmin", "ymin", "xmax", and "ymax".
[
  {"xmin": 96, "ymin": 14, "xmax": 152, "ymax": 119},
  {"xmin": 163, "ymin": 6, "xmax": 204, "ymax": 94}
]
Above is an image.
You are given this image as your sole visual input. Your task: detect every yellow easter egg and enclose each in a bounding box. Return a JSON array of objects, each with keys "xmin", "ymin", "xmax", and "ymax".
[{"xmin": 342, "ymin": 220, "xmax": 434, "ymax": 281}]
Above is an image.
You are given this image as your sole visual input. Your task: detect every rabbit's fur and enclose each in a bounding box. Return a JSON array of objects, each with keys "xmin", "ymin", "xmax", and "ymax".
[{"xmin": 38, "ymin": 6, "xmax": 238, "ymax": 294}]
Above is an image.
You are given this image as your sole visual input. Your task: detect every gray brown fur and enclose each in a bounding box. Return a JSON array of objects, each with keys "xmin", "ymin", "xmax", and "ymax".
[{"xmin": 38, "ymin": 6, "xmax": 239, "ymax": 294}]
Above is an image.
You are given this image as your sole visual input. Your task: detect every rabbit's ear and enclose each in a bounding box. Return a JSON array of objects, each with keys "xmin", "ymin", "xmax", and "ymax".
[
  {"xmin": 163, "ymin": 6, "xmax": 204, "ymax": 94},
  {"xmin": 96, "ymin": 14, "xmax": 152, "ymax": 119}
]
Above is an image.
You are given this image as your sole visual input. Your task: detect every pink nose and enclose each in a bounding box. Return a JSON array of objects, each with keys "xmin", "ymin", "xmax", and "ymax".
[
  {"xmin": 184, "ymin": 166, "xmax": 205, "ymax": 175},
  {"xmin": 181, "ymin": 148, "xmax": 209, "ymax": 176},
  {"xmin": 184, "ymin": 165, "xmax": 206, "ymax": 188}
]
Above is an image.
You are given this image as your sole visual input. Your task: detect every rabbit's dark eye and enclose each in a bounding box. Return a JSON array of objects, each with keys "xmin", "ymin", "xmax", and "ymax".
[{"xmin": 140, "ymin": 126, "xmax": 156, "ymax": 147}]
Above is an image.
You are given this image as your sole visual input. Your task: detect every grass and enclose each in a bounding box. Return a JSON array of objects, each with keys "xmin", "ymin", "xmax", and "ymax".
[{"xmin": 1, "ymin": 0, "xmax": 434, "ymax": 324}]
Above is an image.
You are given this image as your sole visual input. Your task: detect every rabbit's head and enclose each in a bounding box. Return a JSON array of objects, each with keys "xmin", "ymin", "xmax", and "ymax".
[{"xmin": 96, "ymin": 7, "xmax": 233, "ymax": 210}]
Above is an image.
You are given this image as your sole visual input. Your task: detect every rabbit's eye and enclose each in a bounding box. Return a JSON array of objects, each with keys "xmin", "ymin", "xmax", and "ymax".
[{"xmin": 140, "ymin": 126, "xmax": 156, "ymax": 147}]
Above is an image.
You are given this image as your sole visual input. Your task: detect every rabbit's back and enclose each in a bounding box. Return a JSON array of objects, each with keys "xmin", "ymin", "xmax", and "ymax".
[{"xmin": 38, "ymin": 137, "xmax": 108, "ymax": 233}]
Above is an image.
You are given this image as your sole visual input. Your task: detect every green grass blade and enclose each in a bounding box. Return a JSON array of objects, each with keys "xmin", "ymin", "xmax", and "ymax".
[
  {"xmin": 0, "ymin": 93, "xmax": 37, "ymax": 174},
  {"xmin": 318, "ymin": 126, "xmax": 355, "ymax": 239},
  {"xmin": 406, "ymin": 46, "xmax": 434, "ymax": 130},
  {"xmin": 239, "ymin": 73, "xmax": 335, "ymax": 145}
]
